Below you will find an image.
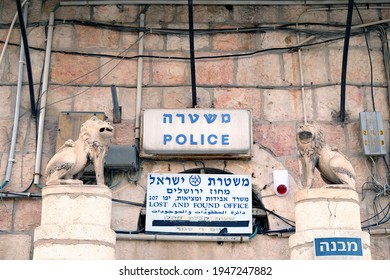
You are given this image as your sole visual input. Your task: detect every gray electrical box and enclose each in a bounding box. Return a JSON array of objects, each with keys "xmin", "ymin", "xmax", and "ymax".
[
  {"xmin": 359, "ymin": 112, "xmax": 387, "ymax": 156},
  {"xmin": 105, "ymin": 145, "xmax": 138, "ymax": 172}
]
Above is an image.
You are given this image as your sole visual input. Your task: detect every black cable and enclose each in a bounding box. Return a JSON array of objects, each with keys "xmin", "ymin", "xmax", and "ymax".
[
  {"xmin": 339, "ymin": 0, "xmax": 354, "ymax": 122},
  {"xmin": 188, "ymin": 0, "xmax": 197, "ymax": 108},
  {"xmin": 16, "ymin": 0, "xmax": 36, "ymax": 118},
  {"xmin": 112, "ymin": 198, "xmax": 145, "ymax": 207},
  {"xmin": 353, "ymin": 2, "xmax": 376, "ymax": 112}
]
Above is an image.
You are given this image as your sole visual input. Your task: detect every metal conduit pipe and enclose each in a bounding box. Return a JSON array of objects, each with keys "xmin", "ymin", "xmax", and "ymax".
[
  {"xmin": 1, "ymin": 4, "xmax": 29, "ymax": 190},
  {"xmin": 134, "ymin": 13, "xmax": 145, "ymax": 146},
  {"xmin": 0, "ymin": 0, "xmax": 27, "ymax": 67},
  {"xmin": 33, "ymin": 12, "xmax": 55, "ymax": 187},
  {"xmin": 59, "ymin": 1, "xmax": 390, "ymax": 6},
  {"xmin": 116, "ymin": 233, "xmax": 250, "ymax": 242}
]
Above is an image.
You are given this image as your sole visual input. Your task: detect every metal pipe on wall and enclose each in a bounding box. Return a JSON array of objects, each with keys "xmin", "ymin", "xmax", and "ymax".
[
  {"xmin": 117, "ymin": 233, "xmax": 250, "ymax": 242},
  {"xmin": 33, "ymin": 12, "xmax": 55, "ymax": 186},
  {"xmin": 59, "ymin": 1, "xmax": 390, "ymax": 6},
  {"xmin": 134, "ymin": 13, "xmax": 145, "ymax": 145},
  {"xmin": 1, "ymin": 3, "xmax": 29, "ymax": 189}
]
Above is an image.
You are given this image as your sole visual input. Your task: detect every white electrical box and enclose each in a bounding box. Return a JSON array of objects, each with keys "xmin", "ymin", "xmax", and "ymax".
[{"xmin": 359, "ymin": 112, "xmax": 387, "ymax": 156}]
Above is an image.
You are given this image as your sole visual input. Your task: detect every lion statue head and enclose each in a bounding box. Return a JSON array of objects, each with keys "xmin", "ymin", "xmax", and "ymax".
[{"xmin": 80, "ymin": 116, "xmax": 114, "ymax": 146}]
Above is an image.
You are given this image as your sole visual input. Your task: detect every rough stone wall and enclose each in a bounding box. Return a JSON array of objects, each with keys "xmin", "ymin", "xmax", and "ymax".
[{"xmin": 0, "ymin": 0, "xmax": 389, "ymax": 259}]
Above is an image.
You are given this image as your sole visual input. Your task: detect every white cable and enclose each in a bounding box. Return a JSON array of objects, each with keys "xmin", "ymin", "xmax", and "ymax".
[{"xmin": 0, "ymin": 0, "xmax": 28, "ymax": 68}]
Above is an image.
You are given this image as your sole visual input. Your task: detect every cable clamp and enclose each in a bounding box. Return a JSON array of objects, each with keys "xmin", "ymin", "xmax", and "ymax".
[{"xmin": 8, "ymin": 158, "xmax": 15, "ymax": 163}]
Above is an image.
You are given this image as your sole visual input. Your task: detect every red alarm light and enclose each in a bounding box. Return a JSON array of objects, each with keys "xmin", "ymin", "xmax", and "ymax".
[{"xmin": 273, "ymin": 170, "xmax": 289, "ymax": 197}]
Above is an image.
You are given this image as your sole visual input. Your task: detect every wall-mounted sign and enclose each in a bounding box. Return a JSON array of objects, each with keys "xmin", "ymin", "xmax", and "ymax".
[
  {"xmin": 145, "ymin": 173, "xmax": 252, "ymax": 235},
  {"xmin": 314, "ymin": 237, "xmax": 363, "ymax": 259},
  {"xmin": 141, "ymin": 109, "xmax": 252, "ymax": 158}
]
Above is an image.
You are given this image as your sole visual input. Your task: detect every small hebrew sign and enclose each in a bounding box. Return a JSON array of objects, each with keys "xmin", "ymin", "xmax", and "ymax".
[
  {"xmin": 145, "ymin": 173, "xmax": 252, "ymax": 234},
  {"xmin": 314, "ymin": 237, "xmax": 363, "ymax": 258}
]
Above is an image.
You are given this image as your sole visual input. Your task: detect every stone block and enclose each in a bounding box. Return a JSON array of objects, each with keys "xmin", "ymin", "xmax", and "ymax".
[
  {"xmin": 99, "ymin": 57, "xmax": 138, "ymax": 86},
  {"xmin": 52, "ymin": 5, "xmax": 91, "ymax": 21},
  {"xmin": 167, "ymin": 34, "xmax": 209, "ymax": 51},
  {"xmin": 280, "ymin": 6, "xmax": 328, "ymax": 23},
  {"xmin": 284, "ymin": 48, "xmax": 329, "ymax": 85},
  {"xmin": 195, "ymin": 53, "xmax": 234, "ymax": 85},
  {"xmin": 232, "ymin": 6, "xmax": 279, "ymax": 24},
  {"xmin": 177, "ymin": 5, "xmax": 230, "ymax": 23},
  {"xmin": 121, "ymin": 33, "xmax": 139, "ymax": 50},
  {"xmin": 27, "ymin": 26, "xmax": 46, "ymax": 49},
  {"xmin": 33, "ymin": 185, "xmax": 115, "ymax": 260},
  {"xmin": 294, "ymin": 188, "xmax": 361, "ymax": 231},
  {"xmin": 253, "ymin": 122, "xmax": 297, "ymax": 157},
  {"xmin": 328, "ymin": 8, "xmax": 379, "ymax": 25},
  {"xmin": 162, "ymin": 87, "xmax": 192, "ymax": 108},
  {"xmin": 72, "ymin": 87, "xmax": 113, "ymax": 120},
  {"xmin": 260, "ymin": 31, "xmax": 296, "ymax": 49},
  {"xmin": 140, "ymin": 87, "xmax": 163, "ymax": 109},
  {"xmin": 329, "ymin": 48, "xmax": 386, "ymax": 84},
  {"xmin": 0, "ymin": 87, "xmax": 13, "ymax": 119},
  {"xmin": 14, "ymin": 199, "xmax": 42, "ymax": 231},
  {"xmin": 33, "ymin": 243, "xmax": 115, "ymax": 260},
  {"xmin": 319, "ymin": 123, "xmax": 347, "ymax": 152},
  {"xmin": 263, "ymin": 89, "xmax": 311, "ymax": 122},
  {"xmin": 111, "ymin": 119, "xmax": 135, "ymax": 146},
  {"xmin": 0, "ymin": 234, "xmax": 32, "ymax": 260},
  {"xmin": 50, "ymin": 53, "xmax": 99, "ymax": 84},
  {"xmin": 151, "ymin": 59, "xmax": 189, "ymax": 86},
  {"xmin": 347, "ymin": 122, "xmax": 363, "ymax": 152},
  {"xmin": 52, "ymin": 25, "xmax": 75, "ymax": 50},
  {"xmin": 0, "ymin": 200, "xmax": 14, "ymax": 231},
  {"xmin": 145, "ymin": 5, "xmax": 176, "ymax": 24},
  {"xmin": 313, "ymin": 86, "xmax": 364, "ymax": 121},
  {"xmin": 40, "ymin": 185, "xmax": 113, "ymax": 226},
  {"xmin": 44, "ymin": 86, "xmax": 75, "ymax": 117},
  {"xmin": 0, "ymin": 0, "xmax": 17, "ymax": 23},
  {"xmin": 213, "ymin": 88, "xmax": 261, "ymax": 121},
  {"xmin": 236, "ymin": 54, "xmax": 282, "ymax": 86},
  {"xmin": 144, "ymin": 34, "xmax": 165, "ymax": 51},
  {"xmin": 75, "ymin": 26, "xmax": 120, "ymax": 50},
  {"xmin": 212, "ymin": 32, "xmax": 256, "ymax": 51},
  {"xmin": 93, "ymin": 5, "xmax": 139, "ymax": 23}
]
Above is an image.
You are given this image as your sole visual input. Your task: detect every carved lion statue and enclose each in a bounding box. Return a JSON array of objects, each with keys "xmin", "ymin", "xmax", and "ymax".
[
  {"xmin": 296, "ymin": 122, "xmax": 356, "ymax": 189},
  {"xmin": 45, "ymin": 116, "xmax": 114, "ymax": 186}
]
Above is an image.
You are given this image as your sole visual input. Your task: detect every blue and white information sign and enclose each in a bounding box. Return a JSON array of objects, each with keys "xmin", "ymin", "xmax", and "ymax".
[
  {"xmin": 146, "ymin": 173, "xmax": 252, "ymax": 234},
  {"xmin": 314, "ymin": 237, "xmax": 363, "ymax": 258},
  {"xmin": 141, "ymin": 109, "xmax": 252, "ymax": 157}
]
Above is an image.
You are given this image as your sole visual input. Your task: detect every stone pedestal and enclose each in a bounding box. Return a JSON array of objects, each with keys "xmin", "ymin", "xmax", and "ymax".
[
  {"xmin": 289, "ymin": 186, "xmax": 371, "ymax": 259},
  {"xmin": 33, "ymin": 185, "xmax": 116, "ymax": 260}
]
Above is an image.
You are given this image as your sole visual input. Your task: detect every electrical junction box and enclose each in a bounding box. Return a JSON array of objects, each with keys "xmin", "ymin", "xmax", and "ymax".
[
  {"xmin": 359, "ymin": 112, "xmax": 386, "ymax": 156},
  {"xmin": 105, "ymin": 145, "xmax": 138, "ymax": 172}
]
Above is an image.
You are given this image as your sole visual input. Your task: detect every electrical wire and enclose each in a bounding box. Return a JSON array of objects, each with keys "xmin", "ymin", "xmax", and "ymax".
[
  {"xmin": 16, "ymin": 0, "xmax": 36, "ymax": 118},
  {"xmin": 40, "ymin": 31, "xmax": 149, "ymax": 109},
  {"xmin": 353, "ymin": 2, "xmax": 376, "ymax": 112}
]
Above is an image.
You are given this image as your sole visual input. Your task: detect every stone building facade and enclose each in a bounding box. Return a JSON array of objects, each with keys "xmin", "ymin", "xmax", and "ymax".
[{"xmin": 0, "ymin": 0, "xmax": 389, "ymax": 259}]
